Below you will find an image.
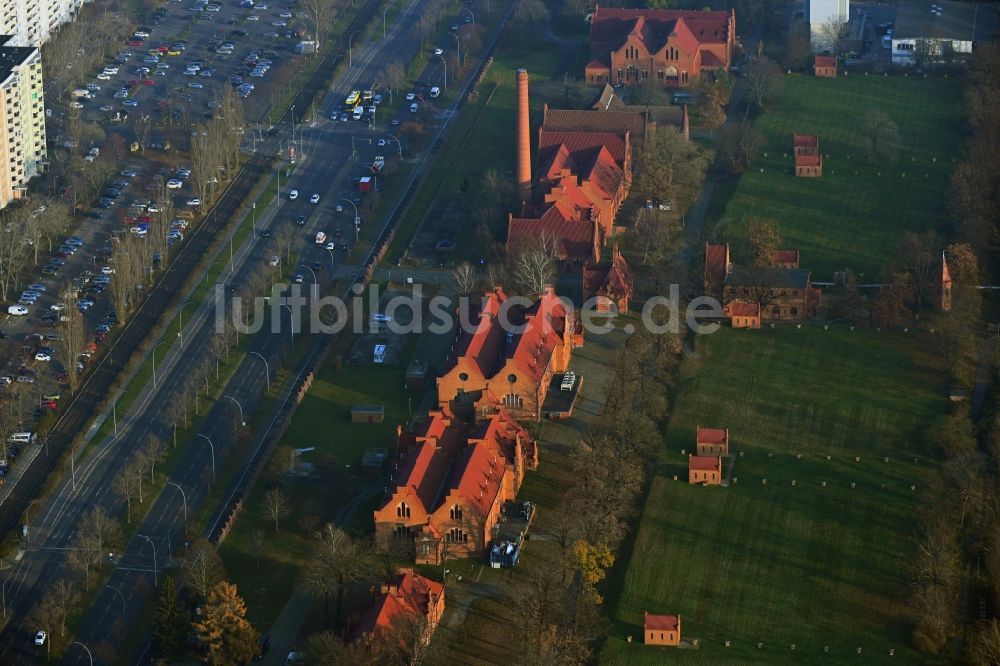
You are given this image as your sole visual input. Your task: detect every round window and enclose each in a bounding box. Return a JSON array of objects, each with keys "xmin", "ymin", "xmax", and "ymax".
[
  {"xmin": 507, "ymin": 373, "xmax": 517, "ymax": 384},
  {"xmin": 458, "ymin": 372, "xmax": 468, "ymax": 381}
]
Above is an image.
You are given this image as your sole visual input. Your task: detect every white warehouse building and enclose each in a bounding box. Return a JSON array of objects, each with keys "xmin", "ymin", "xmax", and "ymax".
[
  {"xmin": 890, "ymin": 0, "xmax": 998, "ymax": 66},
  {"xmin": 808, "ymin": 0, "xmax": 851, "ymax": 50}
]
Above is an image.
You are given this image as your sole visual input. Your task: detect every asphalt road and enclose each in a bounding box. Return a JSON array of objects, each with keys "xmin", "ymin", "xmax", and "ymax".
[{"xmin": 0, "ymin": 0, "xmax": 442, "ymax": 663}]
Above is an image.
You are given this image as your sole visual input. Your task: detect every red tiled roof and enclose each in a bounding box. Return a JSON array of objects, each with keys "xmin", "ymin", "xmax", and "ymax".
[
  {"xmin": 591, "ymin": 7, "xmax": 732, "ymax": 50},
  {"xmin": 701, "ymin": 50, "xmax": 724, "ymax": 68},
  {"xmin": 584, "ymin": 247, "xmax": 634, "ymax": 299},
  {"xmin": 795, "ymin": 154, "xmax": 822, "ymax": 167},
  {"xmin": 508, "ymin": 203, "xmax": 596, "ymax": 263},
  {"xmin": 793, "ymin": 133, "xmax": 819, "ymax": 149},
  {"xmin": 772, "ymin": 249, "xmax": 799, "ymax": 265},
  {"xmin": 386, "ymin": 413, "xmax": 464, "ymax": 513},
  {"xmin": 689, "ymin": 455, "xmax": 720, "ymax": 471},
  {"xmin": 815, "ymin": 55, "xmax": 837, "ymax": 68},
  {"xmin": 544, "ymin": 173, "xmax": 599, "ymax": 214},
  {"xmin": 448, "ymin": 290, "xmax": 507, "ymax": 377},
  {"xmin": 538, "ymin": 129, "xmax": 627, "ymax": 166},
  {"xmin": 704, "ymin": 243, "xmax": 728, "ymax": 284},
  {"xmin": 578, "ymin": 145, "xmax": 623, "ymax": 200},
  {"xmin": 542, "ymin": 105, "xmax": 647, "ymax": 139},
  {"xmin": 355, "ymin": 569, "xmax": 443, "ymax": 638},
  {"xmin": 696, "ymin": 426, "xmax": 728, "ymax": 445},
  {"xmin": 727, "ymin": 301, "xmax": 760, "ymax": 317},
  {"xmin": 504, "ymin": 289, "xmax": 571, "ymax": 382},
  {"xmin": 449, "ymin": 438, "xmax": 505, "ymax": 516},
  {"xmin": 644, "ymin": 613, "xmax": 680, "ymax": 631}
]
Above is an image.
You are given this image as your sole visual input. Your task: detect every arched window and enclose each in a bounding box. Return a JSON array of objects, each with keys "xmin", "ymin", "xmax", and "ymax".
[
  {"xmin": 450, "ymin": 505, "xmax": 463, "ymax": 521},
  {"xmin": 447, "ymin": 528, "xmax": 467, "ymax": 543},
  {"xmin": 503, "ymin": 393, "xmax": 523, "ymax": 408},
  {"xmin": 396, "ymin": 501, "xmax": 410, "ymax": 519},
  {"xmin": 393, "ymin": 525, "xmax": 412, "ymax": 539}
]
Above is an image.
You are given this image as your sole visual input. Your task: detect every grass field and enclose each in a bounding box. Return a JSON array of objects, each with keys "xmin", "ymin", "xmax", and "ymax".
[
  {"xmin": 220, "ymin": 361, "xmax": 413, "ymax": 628},
  {"xmin": 713, "ymin": 74, "xmax": 963, "ymax": 277},
  {"xmin": 600, "ymin": 326, "xmax": 949, "ymax": 665}
]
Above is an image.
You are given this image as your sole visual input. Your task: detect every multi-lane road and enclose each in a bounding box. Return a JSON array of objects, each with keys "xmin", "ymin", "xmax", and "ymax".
[{"xmin": 0, "ymin": 0, "xmax": 481, "ymax": 661}]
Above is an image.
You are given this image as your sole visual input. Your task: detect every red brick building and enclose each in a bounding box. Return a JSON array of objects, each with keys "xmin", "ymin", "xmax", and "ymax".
[
  {"xmin": 644, "ymin": 613, "xmax": 682, "ymax": 646},
  {"xmin": 373, "ymin": 407, "xmax": 538, "ymax": 564},
  {"xmin": 507, "ymin": 76, "xmax": 639, "ymax": 272},
  {"xmin": 696, "ymin": 426, "xmax": 729, "ymax": 457},
  {"xmin": 814, "ymin": 54, "xmax": 837, "ymax": 77},
  {"xmin": 354, "ymin": 568, "xmax": 445, "ymax": 646},
  {"xmin": 724, "ymin": 300, "xmax": 761, "ymax": 328},
  {"xmin": 688, "ymin": 455, "xmax": 722, "ymax": 485},
  {"xmin": 772, "ymin": 249, "xmax": 800, "ymax": 269},
  {"xmin": 586, "ymin": 6, "xmax": 736, "ymax": 88},
  {"xmin": 437, "ymin": 287, "xmax": 575, "ymax": 421},
  {"xmin": 793, "ymin": 133, "xmax": 822, "ymax": 177},
  {"xmin": 582, "ymin": 244, "xmax": 635, "ymax": 313}
]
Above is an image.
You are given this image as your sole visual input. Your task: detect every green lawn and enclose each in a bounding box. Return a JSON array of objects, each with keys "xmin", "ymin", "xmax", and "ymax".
[
  {"xmin": 715, "ymin": 74, "xmax": 963, "ymax": 277},
  {"xmin": 600, "ymin": 326, "xmax": 949, "ymax": 665},
  {"xmin": 220, "ymin": 360, "xmax": 414, "ymax": 628}
]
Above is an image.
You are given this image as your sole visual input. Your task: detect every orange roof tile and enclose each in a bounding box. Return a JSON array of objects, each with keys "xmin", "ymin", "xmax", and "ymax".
[
  {"xmin": 772, "ymin": 249, "xmax": 799, "ymax": 265},
  {"xmin": 704, "ymin": 243, "xmax": 728, "ymax": 284},
  {"xmin": 795, "ymin": 154, "xmax": 822, "ymax": 167},
  {"xmin": 815, "ymin": 55, "xmax": 837, "ymax": 68},
  {"xmin": 689, "ymin": 455, "xmax": 720, "ymax": 471},
  {"xmin": 508, "ymin": 204, "xmax": 597, "ymax": 263},
  {"xmin": 793, "ymin": 133, "xmax": 819, "ymax": 149},
  {"xmin": 591, "ymin": 7, "xmax": 732, "ymax": 52},
  {"xmin": 696, "ymin": 426, "xmax": 728, "ymax": 445},
  {"xmin": 726, "ymin": 301, "xmax": 760, "ymax": 317},
  {"xmin": 542, "ymin": 105, "xmax": 647, "ymax": 139},
  {"xmin": 644, "ymin": 613, "xmax": 680, "ymax": 631},
  {"xmin": 355, "ymin": 569, "xmax": 444, "ymax": 638},
  {"xmin": 538, "ymin": 128, "xmax": 627, "ymax": 166}
]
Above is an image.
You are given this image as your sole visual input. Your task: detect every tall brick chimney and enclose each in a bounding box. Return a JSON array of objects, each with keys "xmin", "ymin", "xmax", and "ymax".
[
  {"xmin": 682, "ymin": 103, "xmax": 690, "ymax": 141},
  {"xmin": 516, "ymin": 68, "xmax": 532, "ymax": 206}
]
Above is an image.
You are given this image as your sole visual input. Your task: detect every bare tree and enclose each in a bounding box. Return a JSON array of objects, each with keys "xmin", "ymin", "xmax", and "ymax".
[
  {"xmin": 262, "ymin": 487, "xmax": 289, "ymax": 532},
  {"xmin": 452, "ymin": 261, "xmax": 478, "ymax": 297},
  {"xmin": 302, "ymin": 524, "xmax": 370, "ymax": 626},
  {"xmin": 57, "ymin": 285, "xmax": 87, "ymax": 393},
  {"xmin": 0, "ymin": 216, "xmax": 29, "ymax": 301},
  {"xmin": 744, "ymin": 56, "xmax": 784, "ymax": 113},
  {"xmin": 385, "ymin": 61, "xmax": 406, "ymax": 98},
  {"xmin": 717, "ymin": 122, "xmax": 766, "ymax": 174},
  {"xmin": 509, "ymin": 231, "xmax": 559, "ymax": 296},
  {"xmin": 181, "ymin": 538, "xmax": 226, "ymax": 603},
  {"xmin": 818, "ymin": 17, "xmax": 847, "ymax": 53}
]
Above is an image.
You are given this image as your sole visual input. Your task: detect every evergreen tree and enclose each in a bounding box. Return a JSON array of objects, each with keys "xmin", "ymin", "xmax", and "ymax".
[{"xmin": 153, "ymin": 576, "xmax": 186, "ymax": 660}]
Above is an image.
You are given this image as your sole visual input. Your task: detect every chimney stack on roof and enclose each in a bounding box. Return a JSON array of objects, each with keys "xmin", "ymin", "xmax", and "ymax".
[{"xmin": 516, "ymin": 69, "xmax": 532, "ymax": 206}]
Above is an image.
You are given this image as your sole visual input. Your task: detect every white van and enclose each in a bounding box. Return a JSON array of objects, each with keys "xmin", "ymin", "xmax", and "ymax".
[
  {"xmin": 8, "ymin": 432, "xmax": 36, "ymax": 444},
  {"xmin": 410, "ymin": 102, "xmax": 418, "ymax": 113},
  {"xmin": 373, "ymin": 344, "xmax": 386, "ymax": 364},
  {"xmin": 429, "ymin": 86, "xmax": 440, "ymax": 98},
  {"xmin": 71, "ymin": 89, "xmax": 93, "ymax": 100},
  {"xmin": 352, "ymin": 106, "xmax": 364, "ymax": 121}
]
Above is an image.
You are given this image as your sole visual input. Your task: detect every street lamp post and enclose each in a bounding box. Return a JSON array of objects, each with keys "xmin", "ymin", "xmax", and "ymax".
[
  {"xmin": 434, "ymin": 53, "xmax": 447, "ymax": 90},
  {"xmin": 178, "ymin": 300, "xmax": 196, "ymax": 343},
  {"xmin": 298, "ymin": 265, "xmax": 317, "ymax": 285},
  {"xmin": 250, "ymin": 351, "xmax": 270, "ymax": 392},
  {"xmin": 450, "ymin": 33, "xmax": 461, "ymax": 67},
  {"xmin": 105, "ymin": 586, "xmax": 126, "ymax": 617},
  {"xmin": 224, "ymin": 395, "xmax": 246, "ymax": 426},
  {"xmin": 196, "ymin": 434, "xmax": 216, "ymax": 482},
  {"xmin": 166, "ymin": 482, "xmax": 188, "ymax": 533},
  {"xmin": 152, "ymin": 341, "xmax": 168, "ymax": 390},
  {"xmin": 348, "ymin": 31, "xmax": 362, "ymax": 68},
  {"xmin": 71, "ymin": 641, "xmax": 93, "ymax": 666},
  {"xmin": 383, "ymin": 1, "xmax": 391, "ymax": 39},
  {"xmin": 381, "ymin": 134, "xmax": 403, "ymax": 158},
  {"xmin": 140, "ymin": 535, "xmax": 157, "ymax": 586},
  {"xmin": 326, "ymin": 248, "xmax": 337, "ymax": 272}
]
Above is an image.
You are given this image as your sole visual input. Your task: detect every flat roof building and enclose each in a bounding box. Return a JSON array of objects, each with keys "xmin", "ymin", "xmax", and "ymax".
[{"xmin": 891, "ymin": 0, "xmax": 999, "ymax": 65}]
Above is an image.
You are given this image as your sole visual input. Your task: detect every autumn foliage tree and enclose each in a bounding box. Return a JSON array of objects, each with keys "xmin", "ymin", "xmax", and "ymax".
[{"xmin": 193, "ymin": 581, "xmax": 258, "ymax": 665}]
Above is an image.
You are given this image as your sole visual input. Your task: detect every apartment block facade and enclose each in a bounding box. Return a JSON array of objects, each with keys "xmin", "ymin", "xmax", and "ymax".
[
  {"xmin": 1, "ymin": 0, "xmax": 88, "ymax": 47},
  {"xmin": 0, "ymin": 35, "xmax": 46, "ymax": 209}
]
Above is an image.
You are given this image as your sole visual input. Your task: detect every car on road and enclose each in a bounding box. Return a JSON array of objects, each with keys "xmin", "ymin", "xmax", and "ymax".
[
  {"xmin": 100, "ymin": 104, "xmax": 114, "ymax": 112},
  {"xmin": 390, "ymin": 118, "xmax": 400, "ymax": 126},
  {"xmin": 329, "ymin": 110, "xmax": 339, "ymax": 120},
  {"xmin": 122, "ymin": 99, "xmax": 138, "ymax": 107},
  {"xmin": 434, "ymin": 48, "xmax": 444, "ymax": 55},
  {"xmin": 405, "ymin": 92, "xmax": 415, "ymax": 101},
  {"xmin": 378, "ymin": 138, "xmax": 387, "ymax": 147},
  {"xmin": 288, "ymin": 189, "xmax": 298, "ymax": 200},
  {"xmin": 372, "ymin": 314, "xmax": 392, "ymax": 323},
  {"xmin": 324, "ymin": 241, "xmax": 336, "ymax": 250},
  {"xmin": 293, "ymin": 273, "xmax": 303, "ymax": 283},
  {"xmin": 187, "ymin": 81, "xmax": 204, "ymax": 89},
  {"xmin": 258, "ymin": 229, "xmax": 272, "ymax": 238},
  {"xmin": 310, "ymin": 193, "xmax": 320, "ymax": 204},
  {"xmin": 70, "ymin": 102, "xmax": 84, "ymax": 109},
  {"xmin": 34, "ymin": 631, "xmax": 47, "ymax": 646},
  {"xmin": 7, "ymin": 305, "xmax": 28, "ymax": 315}
]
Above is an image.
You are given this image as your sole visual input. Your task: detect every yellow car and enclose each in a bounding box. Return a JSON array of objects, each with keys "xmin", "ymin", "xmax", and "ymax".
[
  {"xmin": 177, "ymin": 210, "xmax": 195, "ymax": 220},
  {"xmin": 167, "ymin": 49, "xmax": 181, "ymax": 56}
]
